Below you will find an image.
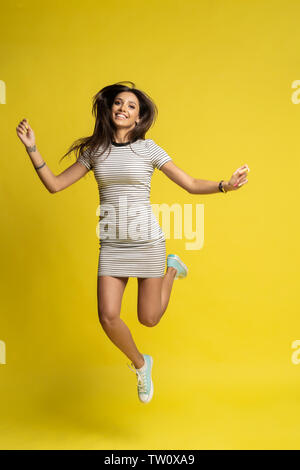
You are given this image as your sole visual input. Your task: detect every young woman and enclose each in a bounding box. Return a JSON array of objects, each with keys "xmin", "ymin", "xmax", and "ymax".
[{"xmin": 16, "ymin": 81, "xmax": 250, "ymax": 404}]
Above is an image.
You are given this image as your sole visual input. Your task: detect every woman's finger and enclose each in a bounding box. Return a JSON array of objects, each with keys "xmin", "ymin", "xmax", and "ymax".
[
  {"xmin": 236, "ymin": 165, "xmax": 250, "ymax": 174},
  {"xmin": 238, "ymin": 177, "xmax": 248, "ymax": 185},
  {"xmin": 18, "ymin": 124, "xmax": 27, "ymax": 135},
  {"xmin": 18, "ymin": 120, "xmax": 28, "ymax": 131},
  {"xmin": 234, "ymin": 175, "xmax": 247, "ymax": 187},
  {"xmin": 241, "ymin": 164, "xmax": 250, "ymax": 171}
]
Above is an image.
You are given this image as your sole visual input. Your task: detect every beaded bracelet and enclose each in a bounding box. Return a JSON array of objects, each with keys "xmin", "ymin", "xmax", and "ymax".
[{"xmin": 35, "ymin": 162, "xmax": 46, "ymax": 170}]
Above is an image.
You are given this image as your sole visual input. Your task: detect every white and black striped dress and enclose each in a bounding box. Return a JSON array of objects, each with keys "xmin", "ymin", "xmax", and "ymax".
[{"xmin": 77, "ymin": 138, "xmax": 172, "ymax": 278}]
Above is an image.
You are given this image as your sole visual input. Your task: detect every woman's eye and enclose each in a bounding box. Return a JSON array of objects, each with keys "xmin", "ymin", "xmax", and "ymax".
[{"xmin": 114, "ymin": 101, "xmax": 135, "ymax": 109}]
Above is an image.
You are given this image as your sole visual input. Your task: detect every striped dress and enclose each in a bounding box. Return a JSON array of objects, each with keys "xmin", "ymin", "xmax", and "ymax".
[{"xmin": 77, "ymin": 138, "xmax": 172, "ymax": 278}]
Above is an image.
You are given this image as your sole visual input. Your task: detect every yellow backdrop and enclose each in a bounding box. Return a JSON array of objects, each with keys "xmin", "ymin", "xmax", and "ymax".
[{"xmin": 1, "ymin": 0, "xmax": 299, "ymax": 450}]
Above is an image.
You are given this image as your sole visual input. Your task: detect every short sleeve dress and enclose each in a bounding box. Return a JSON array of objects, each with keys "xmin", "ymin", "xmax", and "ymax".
[{"xmin": 77, "ymin": 138, "xmax": 172, "ymax": 278}]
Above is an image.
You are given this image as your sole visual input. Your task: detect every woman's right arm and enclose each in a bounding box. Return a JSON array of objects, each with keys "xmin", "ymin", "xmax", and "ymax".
[{"xmin": 16, "ymin": 118, "xmax": 89, "ymax": 193}]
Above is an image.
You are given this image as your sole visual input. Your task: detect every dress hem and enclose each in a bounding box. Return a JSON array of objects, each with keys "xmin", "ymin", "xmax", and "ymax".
[{"xmin": 97, "ymin": 274, "xmax": 165, "ymax": 278}]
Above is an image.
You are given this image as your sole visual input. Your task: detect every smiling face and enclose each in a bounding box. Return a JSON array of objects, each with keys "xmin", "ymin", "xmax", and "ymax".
[{"xmin": 111, "ymin": 92, "xmax": 140, "ymax": 130}]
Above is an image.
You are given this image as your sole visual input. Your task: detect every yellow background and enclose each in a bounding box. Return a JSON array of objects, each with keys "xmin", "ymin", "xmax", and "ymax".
[{"xmin": 1, "ymin": 0, "xmax": 300, "ymax": 450}]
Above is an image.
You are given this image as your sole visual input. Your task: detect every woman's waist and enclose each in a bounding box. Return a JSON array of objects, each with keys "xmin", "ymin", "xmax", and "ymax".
[
  {"xmin": 99, "ymin": 200, "xmax": 155, "ymax": 219},
  {"xmin": 99, "ymin": 233, "xmax": 166, "ymax": 248},
  {"xmin": 99, "ymin": 196, "xmax": 151, "ymax": 207},
  {"xmin": 97, "ymin": 213, "xmax": 165, "ymax": 243}
]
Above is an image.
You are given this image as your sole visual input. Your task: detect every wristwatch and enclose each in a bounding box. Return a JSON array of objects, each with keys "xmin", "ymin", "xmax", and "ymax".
[{"xmin": 218, "ymin": 180, "xmax": 226, "ymax": 193}]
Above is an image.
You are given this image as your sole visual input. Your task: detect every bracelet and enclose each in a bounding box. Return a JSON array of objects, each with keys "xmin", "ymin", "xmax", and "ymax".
[
  {"xmin": 218, "ymin": 180, "xmax": 226, "ymax": 193},
  {"xmin": 35, "ymin": 162, "xmax": 46, "ymax": 170}
]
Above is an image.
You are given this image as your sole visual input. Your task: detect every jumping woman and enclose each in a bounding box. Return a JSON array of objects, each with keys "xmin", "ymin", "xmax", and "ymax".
[{"xmin": 16, "ymin": 81, "xmax": 250, "ymax": 404}]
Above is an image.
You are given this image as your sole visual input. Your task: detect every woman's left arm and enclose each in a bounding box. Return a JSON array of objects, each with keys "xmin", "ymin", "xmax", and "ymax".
[{"xmin": 160, "ymin": 161, "xmax": 250, "ymax": 194}]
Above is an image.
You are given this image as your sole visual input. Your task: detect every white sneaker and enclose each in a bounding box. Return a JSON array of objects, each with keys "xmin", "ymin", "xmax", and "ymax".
[
  {"xmin": 167, "ymin": 254, "xmax": 188, "ymax": 279},
  {"xmin": 127, "ymin": 354, "xmax": 154, "ymax": 403}
]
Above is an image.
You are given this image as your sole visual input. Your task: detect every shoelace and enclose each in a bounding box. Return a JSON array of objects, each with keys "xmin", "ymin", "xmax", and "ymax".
[{"xmin": 127, "ymin": 363, "xmax": 148, "ymax": 394}]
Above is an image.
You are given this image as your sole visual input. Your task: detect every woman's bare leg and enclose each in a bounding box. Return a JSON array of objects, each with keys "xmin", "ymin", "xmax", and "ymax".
[
  {"xmin": 137, "ymin": 266, "xmax": 177, "ymax": 326},
  {"xmin": 161, "ymin": 266, "xmax": 177, "ymax": 314},
  {"xmin": 97, "ymin": 275, "xmax": 145, "ymax": 369}
]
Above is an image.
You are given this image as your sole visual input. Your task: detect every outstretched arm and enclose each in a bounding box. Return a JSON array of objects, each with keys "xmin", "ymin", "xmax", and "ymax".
[
  {"xmin": 16, "ymin": 118, "xmax": 89, "ymax": 193},
  {"xmin": 160, "ymin": 161, "xmax": 250, "ymax": 194}
]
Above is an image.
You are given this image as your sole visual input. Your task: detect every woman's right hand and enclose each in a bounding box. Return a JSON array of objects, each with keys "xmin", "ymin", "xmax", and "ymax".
[{"xmin": 16, "ymin": 118, "xmax": 36, "ymax": 148}]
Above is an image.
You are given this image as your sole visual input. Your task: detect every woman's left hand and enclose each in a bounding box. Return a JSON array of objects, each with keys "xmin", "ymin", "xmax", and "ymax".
[{"xmin": 226, "ymin": 164, "xmax": 250, "ymax": 191}]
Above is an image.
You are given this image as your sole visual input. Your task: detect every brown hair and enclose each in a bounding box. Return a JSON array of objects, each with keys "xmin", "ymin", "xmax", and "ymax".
[{"xmin": 59, "ymin": 81, "xmax": 158, "ymax": 167}]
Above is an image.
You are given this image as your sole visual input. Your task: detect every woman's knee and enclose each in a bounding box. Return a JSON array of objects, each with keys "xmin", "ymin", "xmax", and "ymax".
[
  {"xmin": 97, "ymin": 275, "xmax": 127, "ymax": 325},
  {"xmin": 138, "ymin": 310, "xmax": 161, "ymax": 327},
  {"xmin": 140, "ymin": 318, "xmax": 159, "ymax": 327},
  {"xmin": 98, "ymin": 306, "xmax": 120, "ymax": 326}
]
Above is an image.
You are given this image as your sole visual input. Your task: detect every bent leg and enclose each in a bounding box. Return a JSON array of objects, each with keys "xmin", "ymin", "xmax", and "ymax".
[
  {"xmin": 98, "ymin": 275, "xmax": 145, "ymax": 369},
  {"xmin": 137, "ymin": 266, "xmax": 177, "ymax": 326}
]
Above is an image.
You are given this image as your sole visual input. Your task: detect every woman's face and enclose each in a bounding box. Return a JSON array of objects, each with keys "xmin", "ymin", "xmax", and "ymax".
[{"xmin": 111, "ymin": 92, "xmax": 140, "ymax": 130}]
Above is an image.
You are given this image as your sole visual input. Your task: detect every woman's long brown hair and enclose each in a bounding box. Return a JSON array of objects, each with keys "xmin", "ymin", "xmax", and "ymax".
[{"xmin": 59, "ymin": 81, "xmax": 158, "ymax": 167}]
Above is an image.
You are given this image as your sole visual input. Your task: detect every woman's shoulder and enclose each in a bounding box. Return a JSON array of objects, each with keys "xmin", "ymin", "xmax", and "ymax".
[
  {"xmin": 125, "ymin": 138, "xmax": 155, "ymax": 149},
  {"xmin": 138, "ymin": 138, "xmax": 156, "ymax": 148}
]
